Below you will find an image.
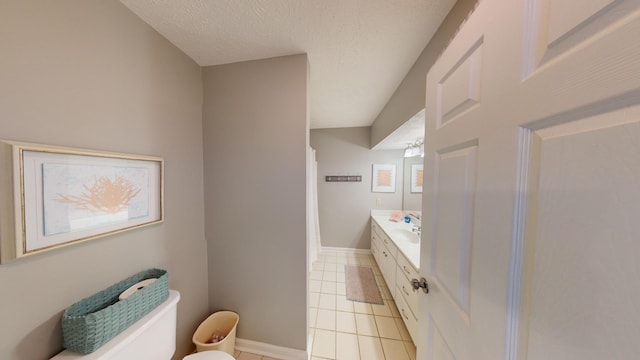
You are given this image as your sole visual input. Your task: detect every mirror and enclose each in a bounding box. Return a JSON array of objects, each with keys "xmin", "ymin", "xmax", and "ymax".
[
  {"xmin": 402, "ymin": 155, "xmax": 423, "ymax": 211},
  {"xmin": 372, "ymin": 109, "xmax": 425, "ymax": 211}
]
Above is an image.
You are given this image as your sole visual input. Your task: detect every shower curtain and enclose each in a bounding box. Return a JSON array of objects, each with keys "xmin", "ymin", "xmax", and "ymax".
[{"xmin": 308, "ymin": 147, "xmax": 321, "ymax": 271}]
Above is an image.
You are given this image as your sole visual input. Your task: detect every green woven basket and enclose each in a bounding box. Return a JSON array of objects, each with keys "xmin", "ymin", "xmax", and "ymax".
[{"xmin": 61, "ymin": 268, "xmax": 169, "ymax": 354}]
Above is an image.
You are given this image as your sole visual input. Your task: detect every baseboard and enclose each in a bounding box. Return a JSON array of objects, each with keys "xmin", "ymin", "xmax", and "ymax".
[
  {"xmin": 235, "ymin": 338, "xmax": 308, "ymax": 360},
  {"xmin": 321, "ymin": 246, "xmax": 372, "ymax": 255}
]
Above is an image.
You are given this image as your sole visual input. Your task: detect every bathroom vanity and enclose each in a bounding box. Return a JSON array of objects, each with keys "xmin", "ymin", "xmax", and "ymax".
[{"xmin": 370, "ymin": 212, "xmax": 420, "ymax": 343}]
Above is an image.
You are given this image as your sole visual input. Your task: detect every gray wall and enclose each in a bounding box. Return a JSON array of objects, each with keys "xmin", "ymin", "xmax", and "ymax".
[
  {"xmin": 370, "ymin": 0, "xmax": 480, "ymax": 147},
  {"xmin": 202, "ymin": 55, "xmax": 308, "ymax": 350},
  {"xmin": 0, "ymin": 1, "xmax": 208, "ymax": 359},
  {"xmin": 311, "ymin": 127, "xmax": 403, "ymax": 249}
]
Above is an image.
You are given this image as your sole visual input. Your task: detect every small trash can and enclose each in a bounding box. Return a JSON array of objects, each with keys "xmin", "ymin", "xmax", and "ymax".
[{"xmin": 192, "ymin": 311, "xmax": 239, "ymax": 356}]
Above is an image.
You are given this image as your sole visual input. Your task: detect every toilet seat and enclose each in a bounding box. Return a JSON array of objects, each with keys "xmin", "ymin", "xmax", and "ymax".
[{"xmin": 183, "ymin": 351, "xmax": 235, "ymax": 360}]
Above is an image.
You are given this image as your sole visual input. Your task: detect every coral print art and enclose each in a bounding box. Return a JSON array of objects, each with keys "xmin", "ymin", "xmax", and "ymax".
[
  {"xmin": 0, "ymin": 141, "xmax": 163, "ymax": 263},
  {"xmin": 43, "ymin": 164, "xmax": 150, "ymax": 236},
  {"xmin": 55, "ymin": 175, "xmax": 141, "ymax": 214}
]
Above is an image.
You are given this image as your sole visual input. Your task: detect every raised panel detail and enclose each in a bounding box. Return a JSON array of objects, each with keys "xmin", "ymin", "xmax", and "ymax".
[
  {"xmin": 522, "ymin": 0, "xmax": 637, "ymax": 74},
  {"xmin": 436, "ymin": 38, "xmax": 483, "ymax": 127},
  {"xmin": 432, "ymin": 320, "xmax": 456, "ymax": 360},
  {"xmin": 547, "ymin": 0, "xmax": 617, "ymax": 46},
  {"xmin": 522, "ymin": 106, "xmax": 640, "ymax": 360},
  {"xmin": 432, "ymin": 144, "xmax": 477, "ymax": 314}
]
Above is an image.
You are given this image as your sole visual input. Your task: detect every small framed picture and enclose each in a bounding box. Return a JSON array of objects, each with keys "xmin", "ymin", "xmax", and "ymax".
[
  {"xmin": 372, "ymin": 164, "xmax": 396, "ymax": 193},
  {"xmin": 411, "ymin": 164, "xmax": 424, "ymax": 193}
]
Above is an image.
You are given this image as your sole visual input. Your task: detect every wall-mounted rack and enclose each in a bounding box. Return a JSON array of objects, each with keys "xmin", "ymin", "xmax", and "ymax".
[{"xmin": 325, "ymin": 175, "xmax": 362, "ymax": 182}]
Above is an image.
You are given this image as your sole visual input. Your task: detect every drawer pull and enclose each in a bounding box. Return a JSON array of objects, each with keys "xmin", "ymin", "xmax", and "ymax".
[
  {"xmin": 383, "ymin": 251, "xmax": 388, "ymax": 257},
  {"xmin": 403, "ymin": 265, "xmax": 410, "ymax": 275},
  {"xmin": 401, "ymin": 308, "xmax": 409, "ymax": 321},
  {"xmin": 402, "ymin": 285, "xmax": 410, "ymax": 296}
]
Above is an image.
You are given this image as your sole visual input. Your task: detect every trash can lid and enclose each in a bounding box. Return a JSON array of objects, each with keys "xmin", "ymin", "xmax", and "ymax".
[{"xmin": 183, "ymin": 351, "xmax": 235, "ymax": 360}]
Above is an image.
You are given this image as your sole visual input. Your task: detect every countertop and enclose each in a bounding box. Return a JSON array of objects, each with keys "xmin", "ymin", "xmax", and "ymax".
[{"xmin": 371, "ymin": 215, "xmax": 420, "ymax": 271}]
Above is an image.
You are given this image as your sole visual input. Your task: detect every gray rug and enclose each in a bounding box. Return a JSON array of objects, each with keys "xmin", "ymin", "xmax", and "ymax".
[{"xmin": 345, "ymin": 265, "xmax": 384, "ymax": 305}]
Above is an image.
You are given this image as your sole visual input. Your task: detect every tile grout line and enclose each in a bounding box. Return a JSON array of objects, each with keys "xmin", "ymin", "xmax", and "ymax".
[{"xmin": 312, "ymin": 252, "xmax": 415, "ymax": 360}]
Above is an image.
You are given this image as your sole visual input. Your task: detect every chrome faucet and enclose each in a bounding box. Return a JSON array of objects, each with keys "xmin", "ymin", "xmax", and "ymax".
[{"xmin": 412, "ymin": 225, "xmax": 422, "ymax": 237}]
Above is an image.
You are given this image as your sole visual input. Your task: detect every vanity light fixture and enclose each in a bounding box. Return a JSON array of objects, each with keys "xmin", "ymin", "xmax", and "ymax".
[{"xmin": 404, "ymin": 139, "xmax": 424, "ymax": 157}]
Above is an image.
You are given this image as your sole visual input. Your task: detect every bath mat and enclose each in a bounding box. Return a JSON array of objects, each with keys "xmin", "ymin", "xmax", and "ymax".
[{"xmin": 345, "ymin": 265, "xmax": 384, "ymax": 305}]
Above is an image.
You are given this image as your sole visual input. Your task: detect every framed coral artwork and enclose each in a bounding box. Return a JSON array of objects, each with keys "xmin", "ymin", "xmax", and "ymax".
[{"xmin": 0, "ymin": 141, "xmax": 163, "ymax": 263}]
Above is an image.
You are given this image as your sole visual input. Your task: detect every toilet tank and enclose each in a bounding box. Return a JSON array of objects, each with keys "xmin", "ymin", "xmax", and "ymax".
[{"xmin": 51, "ymin": 290, "xmax": 181, "ymax": 360}]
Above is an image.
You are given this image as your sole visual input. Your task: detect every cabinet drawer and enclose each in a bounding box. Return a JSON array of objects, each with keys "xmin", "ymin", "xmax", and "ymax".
[
  {"xmin": 371, "ymin": 241, "xmax": 382, "ymax": 267},
  {"xmin": 397, "ymin": 252, "xmax": 419, "ymax": 282},
  {"xmin": 371, "ymin": 230, "xmax": 381, "ymax": 251},
  {"xmin": 380, "ymin": 233, "xmax": 398, "ymax": 260},
  {"xmin": 395, "ymin": 289, "xmax": 418, "ymax": 344},
  {"xmin": 396, "ymin": 265, "xmax": 419, "ymax": 318},
  {"xmin": 380, "ymin": 250, "xmax": 396, "ymax": 297},
  {"xmin": 371, "ymin": 241, "xmax": 378, "ymax": 260},
  {"xmin": 372, "ymin": 221, "xmax": 382, "ymax": 238}
]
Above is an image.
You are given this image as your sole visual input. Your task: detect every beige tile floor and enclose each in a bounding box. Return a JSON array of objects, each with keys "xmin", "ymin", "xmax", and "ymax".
[
  {"xmin": 232, "ymin": 350, "xmax": 281, "ymax": 360},
  {"xmin": 308, "ymin": 250, "xmax": 416, "ymax": 360},
  {"xmin": 231, "ymin": 250, "xmax": 416, "ymax": 360}
]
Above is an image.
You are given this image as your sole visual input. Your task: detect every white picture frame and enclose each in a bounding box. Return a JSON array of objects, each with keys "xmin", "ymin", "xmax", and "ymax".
[
  {"xmin": 411, "ymin": 164, "xmax": 424, "ymax": 193},
  {"xmin": 372, "ymin": 164, "xmax": 396, "ymax": 193},
  {"xmin": 0, "ymin": 141, "xmax": 164, "ymax": 263}
]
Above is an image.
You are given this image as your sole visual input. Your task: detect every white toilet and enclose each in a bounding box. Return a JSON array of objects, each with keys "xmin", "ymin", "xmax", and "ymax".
[{"xmin": 50, "ymin": 290, "xmax": 234, "ymax": 360}]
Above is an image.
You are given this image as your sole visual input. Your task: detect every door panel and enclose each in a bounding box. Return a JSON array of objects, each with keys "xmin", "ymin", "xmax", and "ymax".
[
  {"xmin": 419, "ymin": 0, "xmax": 640, "ymax": 359},
  {"xmin": 523, "ymin": 0, "xmax": 640, "ymax": 78},
  {"xmin": 548, "ymin": 0, "xmax": 618, "ymax": 45},
  {"xmin": 436, "ymin": 38, "xmax": 484, "ymax": 127},
  {"xmin": 433, "ymin": 145, "xmax": 477, "ymax": 314},
  {"xmin": 523, "ymin": 106, "xmax": 640, "ymax": 359},
  {"xmin": 508, "ymin": 2, "xmax": 640, "ymax": 360},
  {"xmin": 431, "ymin": 321, "xmax": 456, "ymax": 360},
  {"xmin": 421, "ymin": 4, "xmax": 490, "ymax": 359}
]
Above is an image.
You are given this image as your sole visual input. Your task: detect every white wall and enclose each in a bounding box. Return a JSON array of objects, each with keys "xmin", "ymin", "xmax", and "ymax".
[
  {"xmin": 311, "ymin": 127, "xmax": 404, "ymax": 249},
  {"xmin": 0, "ymin": 2, "xmax": 208, "ymax": 359},
  {"xmin": 202, "ymin": 54, "xmax": 308, "ymax": 350}
]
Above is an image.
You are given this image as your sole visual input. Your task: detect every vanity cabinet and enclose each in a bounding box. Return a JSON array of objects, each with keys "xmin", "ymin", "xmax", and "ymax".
[
  {"xmin": 380, "ymin": 239, "xmax": 397, "ymax": 300},
  {"xmin": 396, "ymin": 252, "xmax": 419, "ymax": 316},
  {"xmin": 371, "ymin": 217, "xmax": 419, "ymax": 344},
  {"xmin": 371, "ymin": 222, "xmax": 397, "ymax": 299},
  {"xmin": 371, "ymin": 225, "xmax": 382, "ymax": 264},
  {"xmin": 395, "ymin": 252, "xmax": 419, "ymax": 343},
  {"xmin": 395, "ymin": 284, "xmax": 418, "ymax": 342}
]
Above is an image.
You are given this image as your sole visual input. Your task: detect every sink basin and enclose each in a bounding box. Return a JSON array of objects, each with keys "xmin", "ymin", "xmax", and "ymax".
[{"xmin": 389, "ymin": 228, "xmax": 420, "ymax": 244}]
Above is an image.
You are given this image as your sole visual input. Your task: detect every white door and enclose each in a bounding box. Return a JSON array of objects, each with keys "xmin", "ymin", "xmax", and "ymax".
[{"xmin": 417, "ymin": 1, "xmax": 640, "ymax": 359}]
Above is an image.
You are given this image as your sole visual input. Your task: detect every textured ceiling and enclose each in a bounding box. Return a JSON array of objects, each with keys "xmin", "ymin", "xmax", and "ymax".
[{"xmin": 120, "ymin": 0, "xmax": 455, "ymax": 129}]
